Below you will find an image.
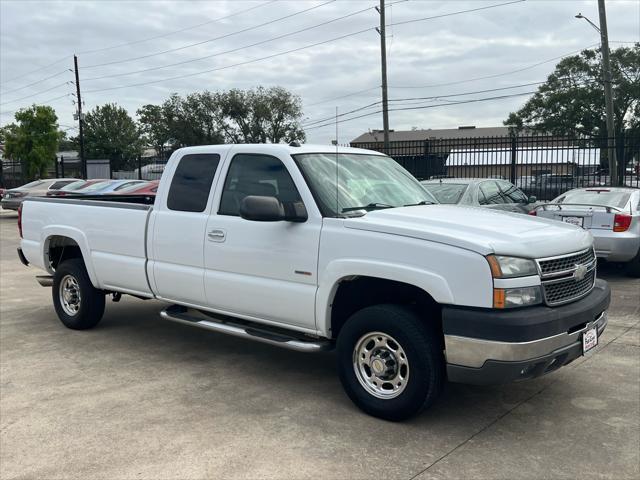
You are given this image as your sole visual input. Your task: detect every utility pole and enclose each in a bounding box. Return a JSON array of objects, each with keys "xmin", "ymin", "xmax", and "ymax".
[
  {"xmin": 376, "ymin": 0, "xmax": 390, "ymax": 152},
  {"xmin": 73, "ymin": 55, "xmax": 86, "ymax": 179},
  {"xmin": 597, "ymin": 0, "xmax": 618, "ymax": 186}
]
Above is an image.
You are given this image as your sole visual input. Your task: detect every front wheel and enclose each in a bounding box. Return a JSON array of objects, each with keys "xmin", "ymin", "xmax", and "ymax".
[
  {"xmin": 336, "ymin": 304, "xmax": 444, "ymax": 421},
  {"xmin": 52, "ymin": 258, "xmax": 105, "ymax": 330}
]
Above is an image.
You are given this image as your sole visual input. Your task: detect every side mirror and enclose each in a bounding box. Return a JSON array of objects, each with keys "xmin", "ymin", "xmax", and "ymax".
[
  {"xmin": 528, "ymin": 195, "xmax": 537, "ymax": 204},
  {"xmin": 240, "ymin": 196, "xmax": 307, "ymax": 223}
]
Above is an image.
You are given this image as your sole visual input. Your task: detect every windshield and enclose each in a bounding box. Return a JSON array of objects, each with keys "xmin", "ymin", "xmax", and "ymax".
[
  {"xmin": 293, "ymin": 153, "xmax": 437, "ymax": 216},
  {"xmin": 20, "ymin": 180, "xmax": 44, "ymax": 189},
  {"xmin": 555, "ymin": 190, "xmax": 631, "ymax": 209},
  {"xmin": 77, "ymin": 181, "xmax": 112, "ymax": 193},
  {"xmin": 421, "ymin": 183, "xmax": 467, "ymax": 204},
  {"xmin": 60, "ymin": 180, "xmax": 87, "ymax": 191}
]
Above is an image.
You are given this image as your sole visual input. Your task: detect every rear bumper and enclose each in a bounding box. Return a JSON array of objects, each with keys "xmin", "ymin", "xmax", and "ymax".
[
  {"xmin": 592, "ymin": 230, "xmax": 640, "ymax": 262},
  {"xmin": 0, "ymin": 198, "xmax": 23, "ymax": 210},
  {"xmin": 443, "ymin": 280, "xmax": 610, "ymax": 385}
]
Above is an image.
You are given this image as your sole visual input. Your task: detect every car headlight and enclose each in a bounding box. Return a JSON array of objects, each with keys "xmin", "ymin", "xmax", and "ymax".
[
  {"xmin": 493, "ymin": 286, "xmax": 542, "ymax": 308},
  {"xmin": 486, "ymin": 255, "xmax": 538, "ymax": 278}
]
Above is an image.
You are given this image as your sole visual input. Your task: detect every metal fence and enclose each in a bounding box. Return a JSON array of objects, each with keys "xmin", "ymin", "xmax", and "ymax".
[{"xmin": 351, "ymin": 133, "xmax": 640, "ymax": 200}]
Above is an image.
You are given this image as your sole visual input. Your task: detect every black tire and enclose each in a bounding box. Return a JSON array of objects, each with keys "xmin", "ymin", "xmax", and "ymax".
[
  {"xmin": 625, "ymin": 249, "xmax": 640, "ymax": 278},
  {"xmin": 336, "ymin": 304, "xmax": 444, "ymax": 421},
  {"xmin": 52, "ymin": 258, "xmax": 105, "ymax": 330}
]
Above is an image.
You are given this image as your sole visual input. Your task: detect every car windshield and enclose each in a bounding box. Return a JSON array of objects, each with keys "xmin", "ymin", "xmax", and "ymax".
[
  {"xmin": 421, "ymin": 183, "xmax": 467, "ymax": 204},
  {"xmin": 77, "ymin": 181, "xmax": 112, "ymax": 192},
  {"xmin": 555, "ymin": 190, "xmax": 631, "ymax": 209},
  {"xmin": 60, "ymin": 180, "xmax": 87, "ymax": 191},
  {"xmin": 293, "ymin": 153, "xmax": 438, "ymax": 216},
  {"xmin": 20, "ymin": 180, "xmax": 45, "ymax": 189}
]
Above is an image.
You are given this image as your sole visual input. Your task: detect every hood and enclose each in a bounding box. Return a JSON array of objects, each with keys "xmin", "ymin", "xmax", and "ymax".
[{"xmin": 344, "ymin": 205, "xmax": 592, "ymax": 258}]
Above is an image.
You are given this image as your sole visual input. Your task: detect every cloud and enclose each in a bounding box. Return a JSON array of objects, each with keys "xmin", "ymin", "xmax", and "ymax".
[{"xmin": 1, "ymin": 0, "xmax": 638, "ymax": 144}]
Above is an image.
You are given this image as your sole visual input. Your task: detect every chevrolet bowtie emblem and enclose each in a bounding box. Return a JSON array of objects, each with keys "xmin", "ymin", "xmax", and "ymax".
[{"xmin": 573, "ymin": 264, "xmax": 588, "ymax": 281}]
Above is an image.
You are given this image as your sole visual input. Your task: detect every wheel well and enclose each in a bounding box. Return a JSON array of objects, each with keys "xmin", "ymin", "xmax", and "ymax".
[
  {"xmin": 330, "ymin": 276, "xmax": 442, "ymax": 338},
  {"xmin": 46, "ymin": 236, "xmax": 83, "ymax": 271}
]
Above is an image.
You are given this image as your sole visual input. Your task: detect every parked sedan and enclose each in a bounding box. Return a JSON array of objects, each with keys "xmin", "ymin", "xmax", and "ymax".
[
  {"xmin": 71, "ymin": 179, "xmax": 147, "ymax": 195},
  {"xmin": 112, "ymin": 180, "xmax": 159, "ymax": 196},
  {"xmin": 0, "ymin": 178, "xmax": 77, "ymax": 210},
  {"xmin": 421, "ymin": 178, "xmax": 537, "ymax": 214},
  {"xmin": 532, "ymin": 187, "xmax": 640, "ymax": 276},
  {"xmin": 46, "ymin": 179, "xmax": 107, "ymax": 197}
]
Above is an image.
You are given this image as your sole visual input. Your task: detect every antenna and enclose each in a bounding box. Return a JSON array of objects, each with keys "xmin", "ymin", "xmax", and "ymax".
[{"xmin": 335, "ymin": 106, "xmax": 339, "ymax": 216}]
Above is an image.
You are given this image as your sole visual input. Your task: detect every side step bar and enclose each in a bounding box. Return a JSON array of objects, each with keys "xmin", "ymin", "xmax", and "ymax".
[
  {"xmin": 36, "ymin": 275, "xmax": 54, "ymax": 287},
  {"xmin": 160, "ymin": 305, "xmax": 333, "ymax": 353}
]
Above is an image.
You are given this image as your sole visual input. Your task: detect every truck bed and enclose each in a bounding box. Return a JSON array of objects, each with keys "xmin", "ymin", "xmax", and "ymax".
[{"xmin": 20, "ymin": 196, "xmax": 154, "ymax": 297}]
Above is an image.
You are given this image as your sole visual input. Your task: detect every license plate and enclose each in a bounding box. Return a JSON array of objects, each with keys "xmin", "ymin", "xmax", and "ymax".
[
  {"xmin": 562, "ymin": 216, "xmax": 584, "ymax": 227},
  {"xmin": 582, "ymin": 327, "xmax": 598, "ymax": 355}
]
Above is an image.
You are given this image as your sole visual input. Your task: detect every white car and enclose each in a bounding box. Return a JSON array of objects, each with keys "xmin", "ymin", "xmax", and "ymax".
[
  {"xmin": 532, "ymin": 187, "xmax": 640, "ymax": 276},
  {"xmin": 17, "ymin": 144, "xmax": 610, "ymax": 421}
]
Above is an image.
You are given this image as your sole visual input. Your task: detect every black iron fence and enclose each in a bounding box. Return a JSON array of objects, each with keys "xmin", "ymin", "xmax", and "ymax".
[{"xmin": 352, "ymin": 133, "xmax": 640, "ymax": 200}]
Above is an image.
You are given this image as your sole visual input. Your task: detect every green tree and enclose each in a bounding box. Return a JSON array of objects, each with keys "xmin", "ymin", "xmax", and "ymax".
[
  {"xmin": 216, "ymin": 86, "xmax": 305, "ymax": 143},
  {"xmin": 4, "ymin": 105, "xmax": 60, "ymax": 180},
  {"xmin": 83, "ymin": 103, "xmax": 142, "ymax": 170},
  {"xmin": 505, "ymin": 44, "xmax": 640, "ymax": 139},
  {"xmin": 137, "ymin": 104, "xmax": 171, "ymax": 159}
]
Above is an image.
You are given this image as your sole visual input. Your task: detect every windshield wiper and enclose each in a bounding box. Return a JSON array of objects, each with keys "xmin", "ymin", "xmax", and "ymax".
[
  {"xmin": 342, "ymin": 202, "xmax": 395, "ymax": 213},
  {"xmin": 403, "ymin": 200, "xmax": 436, "ymax": 206}
]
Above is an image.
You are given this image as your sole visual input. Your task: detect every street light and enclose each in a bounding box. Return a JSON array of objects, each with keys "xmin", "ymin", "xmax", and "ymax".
[
  {"xmin": 575, "ymin": 1, "xmax": 618, "ymax": 186},
  {"xmin": 575, "ymin": 13, "xmax": 600, "ymax": 33}
]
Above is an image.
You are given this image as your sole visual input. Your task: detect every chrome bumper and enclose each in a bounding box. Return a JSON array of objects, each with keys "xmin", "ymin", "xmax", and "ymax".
[{"xmin": 445, "ymin": 310, "xmax": 608, "ymax": 369}]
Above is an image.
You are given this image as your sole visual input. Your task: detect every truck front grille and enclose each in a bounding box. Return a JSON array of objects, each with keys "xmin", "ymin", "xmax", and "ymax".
[
  {"xmin": 542, "ymin": 269, "xmax": 596, "ymax": 306},
  {"xmin": 537, "ymin": 248, "xmax": 595, "ymax": 277},
  {"xmin": 537, "ymin": 249, "xmax": 597, "ymax": 306}
]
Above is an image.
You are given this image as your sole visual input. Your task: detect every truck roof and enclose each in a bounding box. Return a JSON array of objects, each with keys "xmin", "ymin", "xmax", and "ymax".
[{"xmin": 173, "ymin": 143, "xmax": 385, "ymax": 157}]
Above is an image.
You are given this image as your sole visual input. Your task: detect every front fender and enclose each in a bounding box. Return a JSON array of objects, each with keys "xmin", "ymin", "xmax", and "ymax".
[
  {"xmin": 41, "ymin": 226, "xmax": 99, "ymax": 288},
  {"xmin": 315, "ymin": 259, "xmax": 454, "ymax": 337}
]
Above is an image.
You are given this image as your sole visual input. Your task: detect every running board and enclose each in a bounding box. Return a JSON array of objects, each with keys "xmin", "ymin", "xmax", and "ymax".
[
  {"xmin": 160, "ymin": 305, "xmax": 333, "ymax": 353},
  {"xmin": 36, "ymin": 275, "xmax": 54, "ymax": 287}
]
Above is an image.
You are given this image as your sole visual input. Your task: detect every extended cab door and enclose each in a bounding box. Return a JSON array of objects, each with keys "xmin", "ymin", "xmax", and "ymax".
[
  {"xmin": 203, "ymin": 149, "xmax": 321, "ymax": 331},
  {"xmin": 150, "ymin": 152, "xmax": 223, "ymax": 306}
]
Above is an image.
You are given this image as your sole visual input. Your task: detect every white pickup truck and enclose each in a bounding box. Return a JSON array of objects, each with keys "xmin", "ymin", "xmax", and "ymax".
[{"xmin": 18, "ymin": 144, "xmax": 610, "ymax": 420}]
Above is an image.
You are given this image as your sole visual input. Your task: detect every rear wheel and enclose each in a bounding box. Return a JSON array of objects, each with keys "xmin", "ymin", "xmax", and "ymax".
[
  {"xmin": 625, "ymin": 248, "xmax": 640, "ymax": 277},
  {"xmin": 336, "ymin": 304, "xmax": 444, "ymax": 421},
  {"xmin": 52, "ymin": 258, "xmax": 105, "ymax": 330}
]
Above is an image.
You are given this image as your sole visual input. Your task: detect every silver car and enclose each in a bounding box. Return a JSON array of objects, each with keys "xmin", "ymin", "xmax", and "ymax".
[
  {"xmin": 533, "ymin": 187, "xmax": 640, "ymax": 276},
  {"xmin": 0, "ymin": 178, "xmax": 77, "ymax": 211}
]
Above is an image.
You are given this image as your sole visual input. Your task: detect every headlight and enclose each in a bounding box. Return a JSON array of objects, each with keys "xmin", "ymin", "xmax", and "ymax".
[
  {"xmin": 493, "ymin": 286, "xmax": 542, "ymax": 308},
  {"xmin": 487, "ymin": 255, "xmax": 538, "ymax": 278}
]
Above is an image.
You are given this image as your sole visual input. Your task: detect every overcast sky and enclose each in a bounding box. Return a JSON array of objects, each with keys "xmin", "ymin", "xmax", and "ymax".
[{"xmin": 1, "ymin": 0, "xmax": 638, "ymax": 144}]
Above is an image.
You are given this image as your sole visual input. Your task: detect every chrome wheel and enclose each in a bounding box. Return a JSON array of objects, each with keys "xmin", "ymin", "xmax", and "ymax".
[
  {"xmin": 59, "ymin": 274, "xmax": 81, "ymax": 316},
  {"xmin": 353, "ymin": 331, "xmax": 409, "ymax": 399}
]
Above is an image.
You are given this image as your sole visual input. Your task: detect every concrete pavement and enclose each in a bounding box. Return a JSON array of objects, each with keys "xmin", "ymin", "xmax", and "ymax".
[{"xmin": 1, "ymin": 209, "xmax": 638, "ymax": 479}]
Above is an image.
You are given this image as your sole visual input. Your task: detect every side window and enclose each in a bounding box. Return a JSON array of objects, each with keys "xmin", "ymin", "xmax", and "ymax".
[
  {"xmin": 498, "ymin": 181, "xmax": 528, "ymax": 203},
  {"xmin": 479, "ymin": 181, "xmax": 505, "ymax": 204},
  {"xmin": 167, "ymin": 153, "xmax": 220, "ymax": 212},
  {"xmin": 219, "ymin": 154, "xmax": 302, "ymax": 216},
  {"xmin": 50, "ymin": 180, "xmax": 74, "ymax": 189}
]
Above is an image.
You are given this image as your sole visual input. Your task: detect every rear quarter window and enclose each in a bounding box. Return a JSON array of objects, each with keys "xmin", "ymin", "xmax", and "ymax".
[{"xmin": 167, "ymin": 154, "xmax": 221, "ymax": 212}]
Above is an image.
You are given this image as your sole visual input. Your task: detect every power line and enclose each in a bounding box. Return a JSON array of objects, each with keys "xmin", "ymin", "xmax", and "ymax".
[
  {"xmin": 0, "ymin": 93, "xmax": 72, "ymax": 117},
  {"xmin": 83, "ymin": 27, "xmax": 376, "ymax": 93},
  {"xmin": 0, "ymin": 81, "xmax": 73, "ymax": 107},
  {"xmin": 0, "ymin": 69, "xmax": 72, "ymax": 96},
  {"xmin": 83, "ymin": 0, "xmax": 337, "ymax": 69},
  {"xmin": 83, "ymin": 2, "xmax": 376, "ymax": 82},
  {"xmin": 304, "ymin": 91, "xmax": 538, "ymax": 131},
  {"xmin": 0, "ymin": 55, "xmax": 70, "ymax": 87},
  {"xmin": 302, "ymin": 81, "xmax": 550, "ymax": 127},
  {"xmin": 306, "ymin": 86, "xmax": 380, "ymax": 107},
  {"xmin": 75, "ymin": 0, "xmax": 279, "ymax": 55},
  {"xmin": 387, "ymin": 0, "xmax": 525, "ymax": 27}
]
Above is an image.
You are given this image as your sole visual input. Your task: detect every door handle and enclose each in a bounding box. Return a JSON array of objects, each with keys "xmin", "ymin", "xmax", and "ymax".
[{"xmin": 207, "ymin": 229, "xmax": 226, "ymax": 242}]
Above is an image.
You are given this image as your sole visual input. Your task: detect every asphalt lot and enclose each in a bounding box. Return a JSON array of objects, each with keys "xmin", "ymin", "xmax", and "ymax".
[{"xmin": 0, "ymin": 208, "xmax": 638, "ymax": 480}]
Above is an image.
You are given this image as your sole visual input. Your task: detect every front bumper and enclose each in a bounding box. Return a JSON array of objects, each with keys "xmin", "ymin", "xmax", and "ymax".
[{"xmin": 443, "ymin": 279, "xmax": 610, "ymax": 385}]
